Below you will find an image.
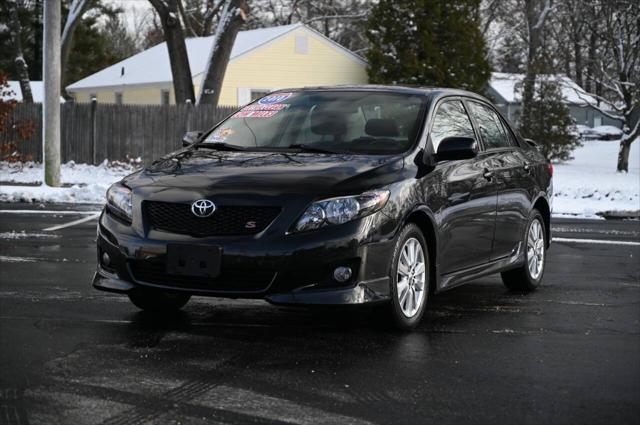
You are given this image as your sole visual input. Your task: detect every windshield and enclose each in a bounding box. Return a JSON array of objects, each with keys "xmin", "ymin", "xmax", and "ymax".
[{"xmin": 201, "ymin": 91, "xmax": 427, "ymax": 155}]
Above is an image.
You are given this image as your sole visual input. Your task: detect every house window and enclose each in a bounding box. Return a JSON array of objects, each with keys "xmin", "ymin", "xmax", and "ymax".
[
  {"xmin": 161, "ymin": 90, "xmax": 170, "ymax": 105},
  {"xmin": 295, "ymin": 35, "xmax": 308, "ymax": 54},
  {"xmin": 115, "ymin": 92, "xmax": 123, "ymax": 105},
  {"xmin": 250, "ymin": 89, "xmax": 271, "ymax": 101}
]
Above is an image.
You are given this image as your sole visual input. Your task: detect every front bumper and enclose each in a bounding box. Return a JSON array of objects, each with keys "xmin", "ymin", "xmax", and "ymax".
[{"xmin": 94, "ymin": 209, "xmax": 395, "ymax": 305}]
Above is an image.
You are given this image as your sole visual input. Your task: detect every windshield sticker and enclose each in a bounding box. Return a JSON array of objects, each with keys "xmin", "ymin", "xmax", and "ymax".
[
  {"xmin": 208, "ymin": 127, "xmax": 234, "ymax": 142},
  {"xmin": 258, "ymin": 92, "xmax": 294, "ymax": 105},
  {"xmin": 241, "ymin": 103, "xmax": 288, "ymax": 112},
  {"xmin": 232, "ymin": 110, "xmax": 279, "ymax": 119}
]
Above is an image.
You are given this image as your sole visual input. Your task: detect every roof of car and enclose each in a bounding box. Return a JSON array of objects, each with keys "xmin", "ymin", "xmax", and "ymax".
[{"xmin": 275, "ymin": 85, "xmax": 490, "ymax": 102}]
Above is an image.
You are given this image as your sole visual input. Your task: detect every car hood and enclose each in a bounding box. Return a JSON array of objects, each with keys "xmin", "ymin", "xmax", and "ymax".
[{"xmin": 124, "ymin": 148, "xmax": 405, "ymax": 197}]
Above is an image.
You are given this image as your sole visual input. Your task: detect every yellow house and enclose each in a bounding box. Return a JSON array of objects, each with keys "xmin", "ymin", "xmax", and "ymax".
[{"xmin": 66, "ymin": 24, "xmax": 368, "ymax": 106}]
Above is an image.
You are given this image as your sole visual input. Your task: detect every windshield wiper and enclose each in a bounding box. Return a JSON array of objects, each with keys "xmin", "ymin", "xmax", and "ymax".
[
  {"xmin": 196, "ymin": 142, "xmax": 247, "ymax": 151},
  {"xmin": 287, "ymin": 144, "xmax": 346, "ymax": 154}
]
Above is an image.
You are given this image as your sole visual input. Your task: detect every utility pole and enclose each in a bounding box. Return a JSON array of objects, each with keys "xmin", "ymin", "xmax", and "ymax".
[{"xmin": 43, "ymin": 0, "xmax": 61, "ymax": 187}]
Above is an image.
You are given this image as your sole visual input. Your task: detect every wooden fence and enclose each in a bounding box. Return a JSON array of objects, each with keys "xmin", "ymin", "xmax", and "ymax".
[{"xmin": 1, "ymin": 103, "xmax": 237, "ymax": 165}]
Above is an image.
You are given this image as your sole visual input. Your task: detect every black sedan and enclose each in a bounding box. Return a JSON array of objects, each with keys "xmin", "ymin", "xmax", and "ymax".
[{"xmin": 94, "ymin": 86, "xmax": 553, "ymax": 329}]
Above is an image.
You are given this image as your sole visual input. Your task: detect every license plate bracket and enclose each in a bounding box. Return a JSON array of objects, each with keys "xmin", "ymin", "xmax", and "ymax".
[{"xmin": 166, "ymin": 244, "xmax": 222, "ymax": 278}]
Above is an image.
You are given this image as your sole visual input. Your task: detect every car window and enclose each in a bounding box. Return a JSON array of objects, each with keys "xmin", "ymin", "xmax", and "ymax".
[
  {"xmin": 498, "ymin": 117, "xmax": 519, "ymax": 146},
  {"xmin": 202, "ymin": 91, "xmax": 427, "ymax": 155},
  {"xmin": 467, "ymin": 102, "xmax": 512, "ymax": 149},
  {"xmin": 429, "ymin": 100, "xmax": 475, "ymax": 151}
]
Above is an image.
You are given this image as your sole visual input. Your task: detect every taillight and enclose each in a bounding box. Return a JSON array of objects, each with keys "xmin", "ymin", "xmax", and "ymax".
[{"xmin": 548, "ymin": 163, "xmax": 554, "ymax": 177}]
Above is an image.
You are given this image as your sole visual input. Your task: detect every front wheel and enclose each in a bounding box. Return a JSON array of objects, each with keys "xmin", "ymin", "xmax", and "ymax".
[
  {"xmin": 128, "ymin": 289, "xmax": 191, "ymax": 313},
  {"xmin": 388, "ymin": 223, "xmax": 430, "ymax": 330},
  {"xmin": 501, "ymin": 210, "xmax": 547, "ymax": 292}
]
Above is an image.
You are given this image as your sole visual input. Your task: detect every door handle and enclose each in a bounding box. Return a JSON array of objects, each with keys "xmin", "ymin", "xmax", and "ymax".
[{"xmin": 483, "ymin": 169, "xmax": 494, "ymax": 181}]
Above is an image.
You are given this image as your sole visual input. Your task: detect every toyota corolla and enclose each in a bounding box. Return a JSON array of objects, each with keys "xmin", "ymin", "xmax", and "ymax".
[{"xmin": 94, "ymin": 86, "xmax": 552, "ymax": 329}]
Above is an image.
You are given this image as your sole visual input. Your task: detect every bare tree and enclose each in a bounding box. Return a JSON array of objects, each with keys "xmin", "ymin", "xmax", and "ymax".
[
  {"xmin": 575, "ymin": 0, "xmax": 639, "ymax": 172},
  {"xmin": 197, "ymin": 0, "xmax": 249, "ymax": 105},
  {"xmin": 202, "ymin": 0, "xmax": 226, "ymax": 35},
  {"xmin": 520, "ymin": 0, "xmax": 554, "ymax": 125},
  {"xmin": 7, "ymin": 0, "xmax": 33, "ymax": 103},
  {"xmin": 149, "ymin": 0, "xmax": 195, "ymax": 103},
  {"xmin": 168, "ymin": 0, "xmax": 226, "ymax": 37},
  {"xmin": 60, "ymin": 0, "xmax": 93, "ymax": 97},
  {"xmin": 246, "ymin": 0, "xmax": 371, "ymax": 53}
]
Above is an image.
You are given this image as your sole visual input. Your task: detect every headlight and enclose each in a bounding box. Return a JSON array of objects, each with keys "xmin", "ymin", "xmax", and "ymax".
[
  {"xmin": 106, "ymin": 182, "xmax": 132, "ymax": 222},
  {"xmin": 293, "ymin": 190, "xmax": 390, "ymax": 233}
]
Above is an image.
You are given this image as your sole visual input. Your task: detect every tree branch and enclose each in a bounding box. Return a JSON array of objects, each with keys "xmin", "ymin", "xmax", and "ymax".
[
  {"xmin": 532, "ymin": 0, "xmax": 554, "ymax": 30},
  {"xmin": 304, "ymin": 13, "xmax": 368, "ymax": 24},
  {"xmin": 60, "ymin": 0, "xmax": 93, "ymax": 97},
  {"xmin": 176, "ymin": 0, "xmax": 196, "ymax": 37}
]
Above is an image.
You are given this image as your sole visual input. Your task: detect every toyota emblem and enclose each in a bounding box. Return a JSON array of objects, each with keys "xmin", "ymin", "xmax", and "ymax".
[{"xmin": 191, "ymin": 199, "xmax": 216, "ymax": 218}]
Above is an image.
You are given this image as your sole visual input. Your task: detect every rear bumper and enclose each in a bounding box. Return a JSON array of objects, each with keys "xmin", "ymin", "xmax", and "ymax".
[{"xmin": 94, "ymin": 210, "xmax": 394, "ymax": 305}]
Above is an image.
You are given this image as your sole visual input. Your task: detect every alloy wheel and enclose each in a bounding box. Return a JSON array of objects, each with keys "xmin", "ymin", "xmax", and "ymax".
[
  {"xmin": 396, "ymin": 238, "xmax": 426, "ymax": 318},
  {"xmin": 527, "ymin": 218, "xmax": 545, "ymax": 280}
]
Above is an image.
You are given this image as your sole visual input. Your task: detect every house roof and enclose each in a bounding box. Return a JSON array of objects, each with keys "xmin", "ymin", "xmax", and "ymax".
[
  {"xmin": 67, "ymin": 23, "xmax": 366, "ymax": 91},
  {"xmin": 3, "ymin": 81, "xmax": 66, "ymax": 103},
  {"xmin": 489, "ymin": 72, "xmax": 599, "ymax": 106}
]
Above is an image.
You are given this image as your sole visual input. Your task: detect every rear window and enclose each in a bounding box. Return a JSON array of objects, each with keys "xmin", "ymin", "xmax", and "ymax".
[{"xmin": 203, "ymin": 91, "xmax": 428, "ymax": 154}]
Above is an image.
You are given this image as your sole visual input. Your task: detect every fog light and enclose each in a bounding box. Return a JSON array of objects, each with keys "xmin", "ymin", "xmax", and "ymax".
[
  {"xmin": 333, "ymin": 266, "xmax": 352, "ymax": 283},
  {"xmin": 101, "ymin": 252, "xmax": 111, "ymax": 267}
]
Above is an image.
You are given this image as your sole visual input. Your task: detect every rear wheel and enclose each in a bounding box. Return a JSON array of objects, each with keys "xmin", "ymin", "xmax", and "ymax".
[
  {"xmin": 388, "ymin": 224, "xmax": 429, "ymax": 330},
  {"xmin": 128, "ymin": 289, "xmax": 191, "ymax": 313},
  {"xmin": 501, "ymin": 210, "xmax": 546, "ymax": 291}
]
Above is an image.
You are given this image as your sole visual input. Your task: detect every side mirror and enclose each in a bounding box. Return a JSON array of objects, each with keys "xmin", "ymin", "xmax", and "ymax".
[
  {"xmin": 182, "ymin": 131, "xmax": 203, "ymax": 147},
  {"xmin": 436, "ymin": 137, "xmax": 478, "ymax": 161}
]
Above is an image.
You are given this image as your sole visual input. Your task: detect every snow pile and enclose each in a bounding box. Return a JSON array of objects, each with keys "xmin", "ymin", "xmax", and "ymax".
[
  {"xmin": 0, "ymin": 142, "xmax": 638, "ymax": 218},
  {"xmin": 553, "ymin": 140, "xmax": 640, "ymax": 217},
  {"xmin": 0, "ymin": 231, "xmax": 60, "ymax": 239},
  {"xmin": 0, "ymin": 160, "xmax": 136, "ymax": 204}
]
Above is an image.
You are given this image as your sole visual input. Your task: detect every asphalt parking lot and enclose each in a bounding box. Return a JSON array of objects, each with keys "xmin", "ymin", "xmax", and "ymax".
[{"xmin": 0, "ymin": 203, "xmax": 638, "ymax": 425}]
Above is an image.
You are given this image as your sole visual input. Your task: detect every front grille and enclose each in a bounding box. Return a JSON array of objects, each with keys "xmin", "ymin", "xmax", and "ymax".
[
  {"xmin": 145, "ymin": 201, "xmax": 281, "ymax": 237},
  {"xmin": 129, "ymin": 259, "xmax": 275, "ymax": 292}
]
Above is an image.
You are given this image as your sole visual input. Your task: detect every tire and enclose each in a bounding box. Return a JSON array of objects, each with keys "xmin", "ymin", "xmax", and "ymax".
[
  {"xmin": 501, "ymin": 210, "xmax": 546, "ymax": 292},
  {"xmin": 128, "ymin": 289, "xmax": 191, "ymax": 313},
  {"xmin": 388, "ymin": 223, "xmax": 430, "ymax": 330}
]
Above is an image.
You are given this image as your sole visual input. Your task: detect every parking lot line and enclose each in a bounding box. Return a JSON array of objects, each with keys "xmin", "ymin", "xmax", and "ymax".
[
  {"xmin": 0, "ymin": 210, "xmax": 100, "ymax": 215},
  {"xmin": 553, "ymin": 237, "xmax": 640, "ymax": 246},
  {"xmin": 43, "ymin": 213, "xmax": 101, "ymax": 231}
]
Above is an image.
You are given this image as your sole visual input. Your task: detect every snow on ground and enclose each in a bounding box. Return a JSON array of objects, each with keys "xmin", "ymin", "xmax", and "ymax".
[
  {"xmin": 553, "ymin": 140, "xmax": 639, "ymax": 217},
  {"xmin": 0, "ymin": 160, "xmax": 136, "ymax": 204},
  {"xmin": 0, "ymin": 141, "xmax": 638, "ymax": 218}
]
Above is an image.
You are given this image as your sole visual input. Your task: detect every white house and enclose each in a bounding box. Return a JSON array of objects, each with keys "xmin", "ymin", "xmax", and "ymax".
[{"xmin": 486, "ymin": 72, "xmax": 622, "ymax": 128}]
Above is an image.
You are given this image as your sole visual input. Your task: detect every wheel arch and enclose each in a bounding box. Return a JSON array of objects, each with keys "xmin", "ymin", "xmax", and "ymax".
[
  {"xmin": 532, "ymin": 195, "xmax": 551, "ymax": 248},
  {"xmin": 402, "ymin": 206, "xmax": 439, "ymax": 293}
]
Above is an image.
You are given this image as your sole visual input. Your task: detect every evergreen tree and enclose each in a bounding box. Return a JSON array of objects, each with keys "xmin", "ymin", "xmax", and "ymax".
[
  {"xmin": 365, "ymin": 0, "xmax": 491, "ymax": 93},
  {"xmin": 519, "ymin": 79, "xmax": 581, "ymax": 161},
  {"xmin": 0, "ymin": 0, "xmax": 43, "ymax": 81}
]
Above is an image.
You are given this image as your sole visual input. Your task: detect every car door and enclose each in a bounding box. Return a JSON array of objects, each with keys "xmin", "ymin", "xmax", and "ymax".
[
  {"xmin": 429, "ymin": 100, "xmax": 498, "ymax": 274},
  {"xmin": 465, "ymin": 101, "xmax": 529, "ymax": 261}
]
